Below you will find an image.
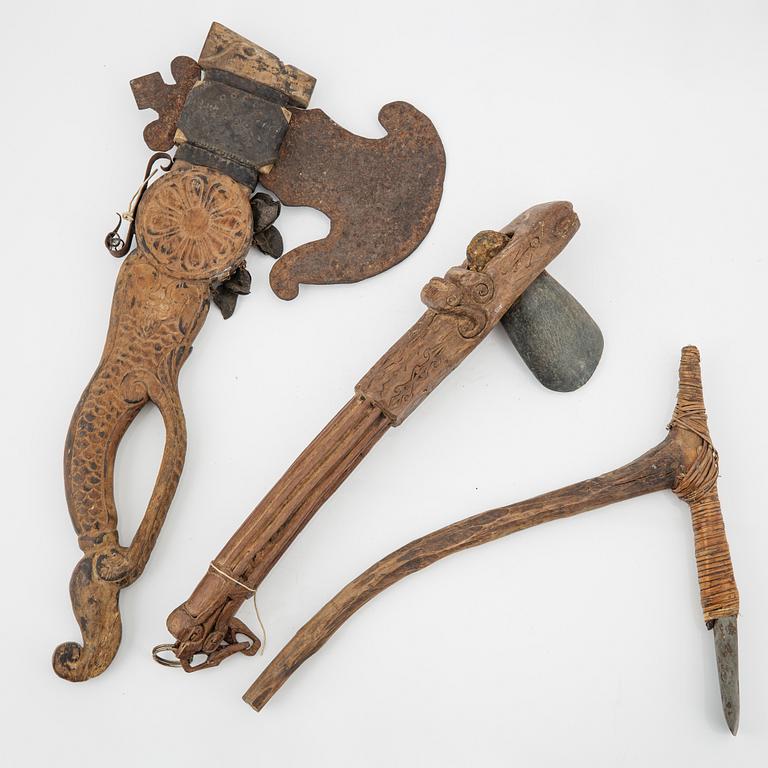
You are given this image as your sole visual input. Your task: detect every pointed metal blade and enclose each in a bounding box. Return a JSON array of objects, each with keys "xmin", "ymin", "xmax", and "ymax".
[{"xmin": 712, "ymin": 616, "xmax": 739, "ymax": 734}]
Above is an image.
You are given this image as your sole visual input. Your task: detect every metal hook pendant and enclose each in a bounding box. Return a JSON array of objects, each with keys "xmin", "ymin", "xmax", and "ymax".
[{"xmin": 105, "ymin": 152, "xmax": 174, "ymax": 257}]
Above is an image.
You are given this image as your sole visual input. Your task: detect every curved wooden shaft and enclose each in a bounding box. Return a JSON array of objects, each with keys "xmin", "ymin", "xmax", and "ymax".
[
  {"xmin": 243, "ymin": 439, "xmax": 683, "ymax": 709},
  {"xmin": 54, "ymin": 162, "xmax": 253, "ymax": 681},
  {"xmin": 244, "ymin": 346, "xmax": 738, "ymax": 710}
]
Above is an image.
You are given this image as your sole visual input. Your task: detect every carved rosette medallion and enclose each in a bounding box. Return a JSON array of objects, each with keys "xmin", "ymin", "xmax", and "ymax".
[{"xmin": 136, "ymin": 166, "xmax": 253, "ymax": 281}]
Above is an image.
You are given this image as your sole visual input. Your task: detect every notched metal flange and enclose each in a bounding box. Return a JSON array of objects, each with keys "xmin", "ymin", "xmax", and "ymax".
[
  {"xmin": 130, "ymin": 56, "xmax": 202, "ymax": 151},
  {"xmin": 260, "ymin": 101, "xmax": 446, "ymax": 300}
]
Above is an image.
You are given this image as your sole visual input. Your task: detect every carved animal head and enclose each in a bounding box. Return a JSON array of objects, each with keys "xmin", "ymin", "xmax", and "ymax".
[{"xmin": 421, "ymin": 267, "xmax": 495, "ymax": 339}]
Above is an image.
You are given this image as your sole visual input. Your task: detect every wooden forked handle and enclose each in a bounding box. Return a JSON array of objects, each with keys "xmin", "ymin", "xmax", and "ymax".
[
  {"xmin": 54, "ymin": 163, "xmax": 253, "ymax": 681},
  {"xmin": 53, "ymin": 252, "xmax": 207, "ymax": 681}
]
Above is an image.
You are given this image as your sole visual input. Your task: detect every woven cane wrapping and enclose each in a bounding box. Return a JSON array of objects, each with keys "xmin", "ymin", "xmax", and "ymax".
[{"xmin": 669, "ymin": 346, "xmax": 739, "ymax": 621}]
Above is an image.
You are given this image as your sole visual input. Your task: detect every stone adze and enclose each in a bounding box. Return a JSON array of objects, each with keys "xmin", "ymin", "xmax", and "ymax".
[
  {"xmin": 156, "ymin": 201, "xmax": 591, "ymax": 671},
  {"xmin": 242, "ymin": 346, "xmax": 740, "ymax": 734}
]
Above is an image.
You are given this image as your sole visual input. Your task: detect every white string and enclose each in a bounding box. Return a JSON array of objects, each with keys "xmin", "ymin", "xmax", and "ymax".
[{"xmin": 209, "ymin": 562, "xmax": 266, "ymax": 654}]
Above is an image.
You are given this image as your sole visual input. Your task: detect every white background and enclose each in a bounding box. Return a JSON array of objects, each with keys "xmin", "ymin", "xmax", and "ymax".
[{"xmin": 1, "ymin": 1, "xmax": 765, "ymax": 765}]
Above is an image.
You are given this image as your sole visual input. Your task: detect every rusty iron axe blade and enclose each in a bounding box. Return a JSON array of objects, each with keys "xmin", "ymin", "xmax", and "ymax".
[{"xmin": 260, "ymin": 101, "xmax": 446, "ymax": 301}]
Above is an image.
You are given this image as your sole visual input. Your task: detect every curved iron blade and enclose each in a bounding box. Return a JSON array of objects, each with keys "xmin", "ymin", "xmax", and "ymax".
[{"xmin": 261, "ymin": 101, "xmax": 445, "ymax": 300}]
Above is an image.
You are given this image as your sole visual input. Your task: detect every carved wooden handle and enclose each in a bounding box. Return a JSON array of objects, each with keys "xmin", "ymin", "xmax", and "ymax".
[
  {"xmin": 164, "ymin": 201, "xmax": 581, "ymax": 670},
  {"xmin": 356, "ymin": 202, "xmax": 580, "ymax": 424},
  {"xmin": 54, "ymin": 163, "xmax": 253, "ymax": 681},
  {"xmin": 53, "ymin": 252, "xmax": 206, "ymax": 681}
]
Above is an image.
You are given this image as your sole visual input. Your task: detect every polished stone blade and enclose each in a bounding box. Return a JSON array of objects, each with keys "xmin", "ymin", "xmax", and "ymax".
[
  {"xmin": 501, "ymin": 271, "xmax": 603, "ymax": 392},
  {"xmin": 712, "ymin": 616, "xmax": 739, "ymax": 735}
]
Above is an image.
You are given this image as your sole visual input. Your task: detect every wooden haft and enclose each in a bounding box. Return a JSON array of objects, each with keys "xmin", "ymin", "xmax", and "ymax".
[{"xmin": 161, "ymin": 202, "xmax": 580, "ymax": 670}]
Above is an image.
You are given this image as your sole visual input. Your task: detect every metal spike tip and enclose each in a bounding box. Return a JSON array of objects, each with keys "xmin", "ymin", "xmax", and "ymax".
[{"xmin": 712, "ymin": 616, "xmax": 739, "ymax": 735}]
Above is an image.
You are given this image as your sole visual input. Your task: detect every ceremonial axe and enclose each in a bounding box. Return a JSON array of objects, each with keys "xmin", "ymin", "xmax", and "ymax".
[{"xmin": 54, "ymin": 24, "xmax": 600, "ymax": 682}]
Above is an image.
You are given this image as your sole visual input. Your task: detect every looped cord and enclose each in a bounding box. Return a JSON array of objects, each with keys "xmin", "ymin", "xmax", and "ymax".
[
  {"xmin": 668, "ymin": 414, "xmax": 719, "ymax": 504},
  {"xmin": 667, "ymin": 345, "xmax": 720, "ymax": 500},
  {"xmin": 209, "ymin": 562, "xmax": 266, "ymax": 654}
]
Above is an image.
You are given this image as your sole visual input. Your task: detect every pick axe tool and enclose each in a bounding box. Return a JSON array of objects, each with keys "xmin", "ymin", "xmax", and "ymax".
[
  {"xmin": 55, "ymin": 23, "xmax": 600, "ymax": 682},
  {"xmin": 157, "ymin": 201, "xmax": 593, "ymax": 671},
  {"xmin": 243, "ymin": 346, "xmax": 740, "ymax": 734}
]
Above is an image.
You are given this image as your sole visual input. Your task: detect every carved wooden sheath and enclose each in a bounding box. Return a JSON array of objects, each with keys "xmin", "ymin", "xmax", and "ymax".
[
  {"xmin": 54, "ymin": 23, "xmax": 445, "ymax": 683},
  {"xmin": 163, "ymin": 201, "xmax": 580, "ymax": 670}
]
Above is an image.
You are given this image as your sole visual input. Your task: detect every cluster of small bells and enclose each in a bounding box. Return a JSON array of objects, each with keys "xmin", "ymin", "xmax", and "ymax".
[{"xmin": 210, "ymin": 192, "xmax": 283, "ymax": 318}]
